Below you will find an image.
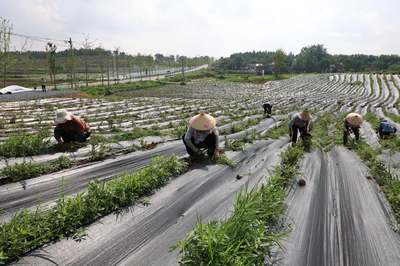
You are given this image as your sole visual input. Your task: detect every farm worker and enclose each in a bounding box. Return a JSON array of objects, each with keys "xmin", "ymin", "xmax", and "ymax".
[
  {"xmin": 262, "ymin": 102, "xmax": 272, "ymax": 118},
  {"xmin": 54, "ymin": 109, "xmax": 91, "ymax": 149},
  {"xmin": 183, "ymin": 113, "xmax": 220, "ymax": 160},
  {"xmin": 41, "ymin": 78, "xmax": 46, "ymax": 92},
  {"xmin": 376, "ymin": 117, "xmax": 397, "ymax": 139},
  {"xmin": 288, "ymin": 108, "xmax": 313, "ymax": 145},
  {"xmin": 343, "ymin": 112, "xmax": 363, "ymax": 145}
]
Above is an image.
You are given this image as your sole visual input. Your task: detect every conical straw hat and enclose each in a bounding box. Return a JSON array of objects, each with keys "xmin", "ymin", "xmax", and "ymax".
[
  {"xmin": 189, "ymin": 113, "xmax": 216, "ymax": 131},
  {"xmin": 346, "ymin": 112, "xmax": 363, "ymax": 126},
  {"xmin": 298, "ymin": 108, "xmax": 313, "ymax": 121}
]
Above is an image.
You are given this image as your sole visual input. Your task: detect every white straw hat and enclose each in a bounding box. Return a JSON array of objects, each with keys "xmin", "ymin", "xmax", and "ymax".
[
  {"xmin": 189, "ymin": 113, "xmax": 216, "ymax": 131},
  {"xmin": 54, "ymin": 109, "xmax": 73, "ymax": 124}
]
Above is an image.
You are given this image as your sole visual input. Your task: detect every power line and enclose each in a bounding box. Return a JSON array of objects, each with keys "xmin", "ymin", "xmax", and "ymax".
[
  {"xmin": 10, "ymin": 32, "xmax": 77, "ymax": 48},
  {"xmin": 10, "ymin": 32, "xmax": 67, "ymax": 43}
]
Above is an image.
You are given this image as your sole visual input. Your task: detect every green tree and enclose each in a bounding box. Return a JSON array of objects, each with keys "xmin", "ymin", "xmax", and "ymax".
[
  {"xmin": 155, "ymin": 53, "xmax": 164, "ymax": 61},
  {"xmin": 0, "ymin": 18, "xmax": 15, "ymax": 87},
  {"xmin": 319, "ymin": 58, "xmax": 330, "ymax": 73},
  {"xmin": 81, "ymin": 33, "xmax": 96, "ymax": 86},
  {"xmin": 46, "ymin": 42, "xmax": 57, "ymax": 89},
  {"xmin": 233, "ymin": 56, "xmax": 244, "ymax": 70},
  {"xmin": 284, "ymin": 52, "xmax": 295, "ymax": 71},
  {"xmin": 272, "ymin": 49, "xmax": 286, "ymax": 76},
  {"xmin": 126, "ymin": 54, "xmax": 132, "ymax": 82},
  {"xmin": 113, "ymin": 46, "xmax": 120, "ymax": 83},
  {"xmin": 147, "ymin": 54, "xmax": 154, "ymax": 80},
  {"xmin": 20, "ymin": 38, "xmax": 32, "ymax": 86},
  {"xmin": 96, "ymin": 45, "xmax": 105, "ymax": 85},
  {"xmin": 135, "ymin": 53, "xmax": 144, "ymax": 81},
  {"xmin": 311, "ymin": 44, "xmax": 328, "ymax": 63}
]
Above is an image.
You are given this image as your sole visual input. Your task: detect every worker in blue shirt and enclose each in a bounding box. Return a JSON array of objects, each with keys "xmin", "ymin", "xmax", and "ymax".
[{"xmin": 377, "ymin": 117, "xmax": 397, "ymax": 139}]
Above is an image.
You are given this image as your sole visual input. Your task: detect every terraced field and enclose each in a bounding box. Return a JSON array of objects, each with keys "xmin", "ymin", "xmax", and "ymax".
[{"xmin": 1, "ymin": 74, "xmax": 400, "ymax": 265}]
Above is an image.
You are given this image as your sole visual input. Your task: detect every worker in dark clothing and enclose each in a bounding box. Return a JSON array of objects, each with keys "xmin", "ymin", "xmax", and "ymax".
[
  {"xmin": 343, "ymin": 112, "xmax": 363, "ymax": 145},
  {"xmin": 377, "ymin": 117, "xmax": 397, "ymax": 139},
  {"xmin": 288, "ymin": 108, "xmax": 313, "ymax": 145},
  {"xmin": 262, "ymin": 102, "xmax": 272, "ymax": 118}
]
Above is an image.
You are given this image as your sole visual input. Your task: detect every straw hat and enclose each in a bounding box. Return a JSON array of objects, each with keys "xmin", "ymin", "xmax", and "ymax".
[
  {"xmin": 54, "ymin": 109, "xmax": 73, "ymax": 124},
  {"xmin": 189, "ymin": 113, "xmax": 216, "ymax": 131},
  {"xmin": 298, "ymin": 108, "xmax": 313, "ymax": 121},
  {"xmin": 346, "ymin": 113, "xmax": 363, "ymax": 126}
]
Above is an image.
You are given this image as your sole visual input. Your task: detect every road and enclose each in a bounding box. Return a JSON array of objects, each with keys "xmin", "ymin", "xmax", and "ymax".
[{"xmin": 43, "ymin": 65, "xmax": 209, "ymax": 91}]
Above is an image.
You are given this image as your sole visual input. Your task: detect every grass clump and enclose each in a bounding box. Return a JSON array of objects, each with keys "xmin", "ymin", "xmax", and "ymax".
[
  {"xmin": 363, "ymin": 112, "xmax": 379, "ymax": 128},
  {"xmin": 353, "ymin": 142, "xmax": 400, "ymax": 230},
  {"xmin": 81, "ymin": 80, "xmax": 166, "ymax": 97},
  {"xmin": 224, "ymin": 136, "xmax": 253, "ymax": 152},
  {"xmin": 2, "ymin": 156, "xmax": 74, "ymax": 181},
  {"xmin": 172, "ymin": 145, "xmax": 305, "ymax": 265},
  {"xmin": 265, "ymin": 117, "xmax": 290, "ymax": 140},
  {"xmin": 0, "ymin": 155, "xmax": 187, "ymax": 264},
  {"xmin": 213, "ymin": 153, "xmax": 237, "ymax": 168},
  {"xmin": 0, "ymin": 129, "xmax": 51, "ymax": 159}
]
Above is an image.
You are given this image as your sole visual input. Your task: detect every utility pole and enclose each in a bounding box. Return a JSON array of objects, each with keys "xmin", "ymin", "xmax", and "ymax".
[
  {"xmin": 68, "ymin": 38, "xmax": 77, "ymax": 90},
  {"xmin": 2, "ymin": 18, "xmax": 7, "ymax": 87},
  {"xmin": 181, "ymin": 56, "xmax": 185, "ymax": 81},
  {"xmin": 106, "ymin": 50, "xmax": 110, "ymax": 93}
]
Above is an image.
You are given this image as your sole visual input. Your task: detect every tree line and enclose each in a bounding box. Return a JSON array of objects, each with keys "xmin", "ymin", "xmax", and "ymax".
[{"xmin": 214, "ymin": 44, "xmax": 400, "ymax": 75}]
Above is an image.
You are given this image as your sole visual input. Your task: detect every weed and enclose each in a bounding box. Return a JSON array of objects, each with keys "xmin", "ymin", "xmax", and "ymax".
[
  {"xmin": 213, "ymin": 153, "xmax": 237, "ymax": 168},
  {"xmin": 172, "ymin": 146, "xmax": 304, "ymax": 264},
  {"xmin": 88, "ymin": 138, "xmax": 111, "ymax": 161},
  {"xmin": 0, "ymin": 129, "xmax": 51, "ymax": 159},
  {"xmin": 1, "ymin": 156, "xmax": 74, "ymax": 181},
  {"xmin": 139, "ymin": 138, "xmax": 148, "ymax": 150},
  {"xmin": 0, "ymin": 156, "xmax": 187, "ymax": 264},
  {"xmin": 9, "ymin": 114, "xmax": 17, "ymax": 124}
]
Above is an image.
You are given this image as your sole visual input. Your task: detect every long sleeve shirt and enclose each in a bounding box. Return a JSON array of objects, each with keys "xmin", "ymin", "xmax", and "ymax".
[
  {"xmin": 288, "ymin": 113, "xmax": 308, "ymax": 129},
  {"xmin": 377, "ymin": 121, "xmax": 395, "ymax": 133},
  {"xmin": 342, "ymin": 118, "xmax": 359, "ymax": 132},
  {"xmin": 184, "ymin": 126, "xmax": 219, "ymax": 151},
  {"xmin": 54, "ymin": 116, "xmax": 90, "ymax": 142}
]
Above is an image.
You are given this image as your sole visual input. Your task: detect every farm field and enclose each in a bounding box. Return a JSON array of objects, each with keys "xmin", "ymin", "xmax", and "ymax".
[{"xmin": 1, "ymin": 74, "xmax": 400, "ymax": 265}]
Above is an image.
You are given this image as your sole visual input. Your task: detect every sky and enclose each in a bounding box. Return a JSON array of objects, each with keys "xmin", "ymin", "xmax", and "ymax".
[{"xmin": 1, "ymin": 0, "xmax": 399, "ymax": 59}]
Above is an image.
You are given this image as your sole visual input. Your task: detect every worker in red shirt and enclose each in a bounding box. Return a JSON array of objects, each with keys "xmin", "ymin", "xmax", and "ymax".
[{"xmin": 54, "ymin": 109, "xmax": 91, "ymax": 150}]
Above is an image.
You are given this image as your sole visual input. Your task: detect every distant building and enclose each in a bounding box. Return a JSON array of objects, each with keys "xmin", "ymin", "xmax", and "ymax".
[
  {"xmin": 245, "ymin": 64, "xmax": 257, "ymax": 71},
  {"xmin": 337, "ymin": 63, "xmax": 343, "ymax": 72}
]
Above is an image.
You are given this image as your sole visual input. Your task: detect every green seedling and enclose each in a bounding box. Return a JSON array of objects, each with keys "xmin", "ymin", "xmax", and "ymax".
[
  {"xmin": 172, "ymin": 145, "xmax": 304, "ymax": 265},
  {"xmin": 0, "ymin": 155, "xmax": 187, "ymax": 264}
]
